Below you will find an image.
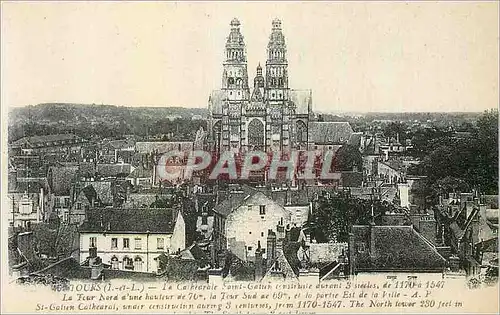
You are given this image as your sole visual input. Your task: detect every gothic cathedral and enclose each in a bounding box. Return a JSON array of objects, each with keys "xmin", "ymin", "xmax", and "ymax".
[{"xmin": 208, "ymin": 18, "xmax": 312, "ymax": 154}]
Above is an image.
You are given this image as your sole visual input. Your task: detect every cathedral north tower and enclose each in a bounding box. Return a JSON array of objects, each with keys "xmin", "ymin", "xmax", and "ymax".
[{"xmin": 265, "ymin": 18, "xmax": 289, "ymax": 102}]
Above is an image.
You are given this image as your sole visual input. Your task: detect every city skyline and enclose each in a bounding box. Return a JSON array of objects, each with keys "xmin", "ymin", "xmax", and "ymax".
[{"xmin": 2, "ymin": 2, "xmax": 498, "ymax": 112}]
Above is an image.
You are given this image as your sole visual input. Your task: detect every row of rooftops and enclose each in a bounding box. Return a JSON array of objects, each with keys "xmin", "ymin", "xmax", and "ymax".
[
  {"xmin": 79, "ymin": 207, "xmax": 178, "ymax": 234},
  {"xmin": 10, "ymin": 134, "xmax": 86, "ymax": 148}
]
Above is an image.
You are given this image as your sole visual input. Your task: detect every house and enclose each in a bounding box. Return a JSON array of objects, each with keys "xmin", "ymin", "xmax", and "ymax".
[
  {"xmin": 7, "ymin": 186, "xmax": 45, "ymax": 229},
  {"xmin": 377, "ymin": 160, "xmax": 405, "ymax": 184},
  {"xmin": 8, "ymin": 169, "xmax": 52, "ymax": 227},
  {"xmin": 127, "ymin": 165, "xmax": 154, "ymax": 188},
  {"xmin": 69, "ymin": 180, "xmax": 117, "ymax": 224},
  {"xmin": 194, "ymin": 193, "xmax": 218, "ymax": 240},
  {"xmin": 10, "ymin": 134, "xmax": 86, "ymax": 156},
  {"xmin": 135, "ymin": 141, "xmax": 194, "ymax": 155},
  {"xmin": 99, "ymin": 139, "xmax": 135, "ymax": 164},
  {"xmin": 349, "ymin": 225, "xmax": 447, "ymax": 277},
  {"xmin": 307, "ymin": 122, "xmax": 354, "ymax": 151},
  {"xmin": 69, "ymin": 185, "xmax": 96, "ymax": 224},
  {"xmin": 48, "ymin": 165, "xmax": 79, "ymax": 220},
  {"xmin": 95, "ymin": 163, "xmax": 133, "ymax": 179},
  {"xmin": 79, "ymin": 207, "xmax": 186, "ymax": 273},
  {"xmin": 255, "ymin": 186, "xmax": 311, "ymax": 227},
  {"xmin": 212, "ymin": 186, "xmax": 291, "ymax": 262}
]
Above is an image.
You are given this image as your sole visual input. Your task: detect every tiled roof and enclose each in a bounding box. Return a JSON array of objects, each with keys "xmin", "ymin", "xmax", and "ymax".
[
  {"xmin": 135, "ymin": 142, "xmax": 194, "ymax": 154},
  {"xmin": 122, "ymin": 193, "xmax": 160, "ymax": 209},
  {"xmin": 90, "ymin": 181, "xmax": 114, "ymax": 205},
  {"xmin": 79, "ymin": 208, "xmax": 176, "ymax": 234},
  {"xmin": 252, "ymin": 187, "xmax": 310, "ymax": 206},
  {"xmin": 11, "ymin": 134, "xmax": 83, "ymax": 147},
  {"xmin": 263, "ymin": 250, "xmax": 299, "ymax": 281},
  {"xmin": 81, "ymin": 185, "xmax": 97, "ymax": 203},
  {"xmin": 78, "ymin": 162, "xmax": 97, "ymax": 178},
  {"xmin": 96, "ymin": 163, "xmax": 132, "ymax": 178},
  {"xmin": 178, "ymin": 243, "xmax": 208, "ymax": 264},
  {"xmin": 212, "ymin": 189, "xmax": 256, "ymax": 217},
  {"xmin": 127, "ymin": 165, "xmax": 153, "ymax": 179},
  {"xmin": 289, "ymin": 90, "xmax": 312, "ymax": 115},
  {"xmin": 104, "ymin": 139, "xmax": 135, "ymax": 150},
  {"xmin": 308, "ymin": 122, "xmax": 353, "ymax": 144},
  {"xmin": 309, "ymin": 242, "xmax": 347, "ymax": 264},
  {"xmin": 351, "ymin": 225, "xmax": 446, "ymax": 272},
  {"xmin": 49, "ymin": 166, "xmax": 79, "ymax": 196},
  {"xmin": 12, "ymin": 181, "xmax": 44, "ymax": 194},
  {"xmin": 212, "ymin": 185, "xmax": 288, "ymax": 217}
]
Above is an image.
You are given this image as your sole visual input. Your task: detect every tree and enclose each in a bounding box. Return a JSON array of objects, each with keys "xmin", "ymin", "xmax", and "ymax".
[
  {"xmin": 333, "ymin": 144, "xmax": 362, "ymax": 172},
  {"xmin": 383, "ymin": 122, "xmax": 408, "ymax": 142},
  {"xmin": 410, "ymin": 109, "xmax": 498, "ymax": 200},
  {"xmin": 309, "ymin": 194, "xmax": 396, "ymax": 243}
]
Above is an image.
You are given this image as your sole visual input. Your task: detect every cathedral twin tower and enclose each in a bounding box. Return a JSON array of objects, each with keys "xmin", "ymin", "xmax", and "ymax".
[{"xmin": 208, "ymin": 18, "xmax": 312, "ymax": 154}]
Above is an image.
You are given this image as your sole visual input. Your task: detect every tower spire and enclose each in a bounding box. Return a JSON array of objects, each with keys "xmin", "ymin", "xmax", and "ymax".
[{"xmin": 265, "ymin": 18, "xmax": 288, "ymax": 99}]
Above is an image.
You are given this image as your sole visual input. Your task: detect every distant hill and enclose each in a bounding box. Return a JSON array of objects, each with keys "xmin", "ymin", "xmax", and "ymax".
[
  {"xmin": 8, "ymin": 103, "xmax": 208, "ymax": 143},
  {"xmin": 9, "ymin": 103, "xmax": 207, "ymax": 125}
]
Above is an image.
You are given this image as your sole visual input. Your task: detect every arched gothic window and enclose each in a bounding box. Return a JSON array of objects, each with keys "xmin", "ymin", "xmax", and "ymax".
[
  {"xmin": 248, "ymin": 119, "xmax": 264, "ymax": 148},
  {"xmin": 296, "ymin": 120, "xmax": 307, "ymax": 143},
  {"xmin": 134, "ymin": 256, "xmax": 143, "ymax": 272}
]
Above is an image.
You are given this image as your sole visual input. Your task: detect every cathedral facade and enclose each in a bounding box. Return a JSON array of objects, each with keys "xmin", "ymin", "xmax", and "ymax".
[{"xmin": 208, "ymin": 18, "xmax": 313, "ymax": 154}]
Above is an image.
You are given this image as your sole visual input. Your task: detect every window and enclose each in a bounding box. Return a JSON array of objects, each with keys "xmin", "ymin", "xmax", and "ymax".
[
  {"xmin": 134, "ymin": 257, "xmax": 143, "ymax": 271},
  {"xmin": 89, "ymin": 237, "xmax": 97, "ymax": 248},
  {"xmin": 248, "ymin": 246, "xmax": 253, "ymax": 251},
  {"xmin": 135, "ymin": 238, "xmax": 142, "ymax": 250},
  {"xmin": 123, "ymin": 238, "xmax": 130, "ymax": 249},
  {"xmin": 261, "ymin": 232, "xmax": 264, "ymax": 237},
  {"xmin": 157, "ymin": 238, "xmax": 164, "ymax": 250},
  {"xmin": 259, "ymin": 205, "xmax": 266, "ymax": 215},
  {"xmin": 111, "ymin": 238, "xmax": 118, "ymax": 249},
  {"xmin": 76, "ymin": 203, "xmax": 82, "ymax": 210},
  {"xmin": 202, "ymin": 215, "xmax": 208, "ymax": 225},
  {"xmin": 123, "ymin": 257, "xmax": 134, "ymax": 270},
  {"xmin": 111, "ymin": 256, "xmax": 119, "ymax": 269},
  {"xmin": 248, "ymin": 205, "xmax": 252, "ymax": 212}
]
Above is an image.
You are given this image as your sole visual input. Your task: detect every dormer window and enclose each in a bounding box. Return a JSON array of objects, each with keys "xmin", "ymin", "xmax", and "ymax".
[{"xmin": 259, "ymin": 205, "xmax": 266, "ymax": 215}]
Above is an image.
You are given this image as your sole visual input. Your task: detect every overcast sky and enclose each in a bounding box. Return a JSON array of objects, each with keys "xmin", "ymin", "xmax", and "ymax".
[{"xmin": 1, "ymin": 2, "xmax": 498, "ymax": 112}]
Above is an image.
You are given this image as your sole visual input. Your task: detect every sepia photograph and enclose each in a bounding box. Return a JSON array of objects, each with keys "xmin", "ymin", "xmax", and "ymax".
[{"xmin": 1, "ymin": 1, "xmax": 498, "ymax": 314}]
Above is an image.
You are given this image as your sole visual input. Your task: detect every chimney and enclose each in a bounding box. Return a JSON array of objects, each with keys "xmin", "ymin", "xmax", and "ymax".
[
  {"xmin": 254, "ymin": 241, "xmax": 263, "ymax": 281},
  {"xmin": 418, "ymin": 215, "xmax": 437, "ymax": 245},
  {"xmin": 38, "ymin": 187, "xmax": 44, "ymax": 223},
  {"xmin": 276, "ymin": 220, "xmax": 285, "ymax": 254},
  {"xmin": 397, "ymin": 183, "xmax": 410, "ymax": 208},
  {"xmin": 266, "ymin": 230, "xmax": 276, "ymax": 268}
]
